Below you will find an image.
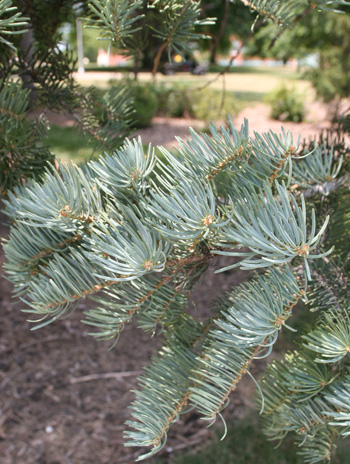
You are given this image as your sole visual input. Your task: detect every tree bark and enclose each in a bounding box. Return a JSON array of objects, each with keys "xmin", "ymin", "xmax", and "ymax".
[
  {"xmin": 209, "ymin": 0, "xmax": 230, "ymax": 64},
  {"xmin": 18, "ymin": 26, "xmax": 37, "ymax": 109}
]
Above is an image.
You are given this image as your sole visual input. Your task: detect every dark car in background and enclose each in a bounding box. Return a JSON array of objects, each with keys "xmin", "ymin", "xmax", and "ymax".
[{"xmin": 162, "ymin": 54, "xmax": 207, "ymax": 75}]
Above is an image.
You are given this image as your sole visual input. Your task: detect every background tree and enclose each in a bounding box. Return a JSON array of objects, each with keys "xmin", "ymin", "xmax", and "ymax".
[
  {"xmin": 246, "ymin": 6, "xmax": 350, "ymax": 106},
  {"xmin": 309, "ymin": 11, "xmax": 350, "ymax": 105},
  {"xmin": 200, "ymin": 0, "xmax": 255, "ymax": 64},
  {"xmin": 0, "ymin": 0, "xmax": 213, "ymax": 193}
]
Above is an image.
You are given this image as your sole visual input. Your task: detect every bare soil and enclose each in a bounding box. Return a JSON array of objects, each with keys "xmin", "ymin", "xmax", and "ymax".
[
  {"xmin": 0, "ymin": 209, "xmax": 257, "ymax": 464},
  {"xmin": 0, "ymin": 101, "xmax": 343, "ymax": 464},
  {"xmin": 137, "ymin": 100, "xmax": 350, "ymax": 150}
]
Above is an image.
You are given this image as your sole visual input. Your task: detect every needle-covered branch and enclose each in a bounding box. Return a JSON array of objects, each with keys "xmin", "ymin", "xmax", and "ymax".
[
  {"xmin": 2, "ymin": 1, "xmax": 350, "ymax": 462},
  {"xmin": 3, "ymin": 109, "xmax": 346, "ymax": 460},
  {"xmin": 0, "ymin": 0, "xmax": 28, "ymax": 50}
]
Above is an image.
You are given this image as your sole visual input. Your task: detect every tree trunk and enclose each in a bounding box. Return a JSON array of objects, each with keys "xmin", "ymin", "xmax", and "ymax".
[
  {"xmin": 19, "ymin": 26, "xmax": 37, "ymax": 109},
  {"xmin": 209, "ymin": 0, "xmax": 230, "ymax": 65}
]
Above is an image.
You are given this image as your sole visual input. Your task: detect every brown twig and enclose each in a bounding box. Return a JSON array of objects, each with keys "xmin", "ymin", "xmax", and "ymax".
[
  {"xmin": 209, "ymin": 0, "xmax": 230, "ymax": 64},
  {"xmin": 206, "ymin": 145, "xmax": 244, "ymax": 181},
  {"xmin": 194, "ymin": 17, "xmax": 265, "ymax": 93},
  {"xmin": 268, "ymin": 6, "xmax": 312, "ymax": 50},
  {"xmin": 151, "ymin": 2, "xmax": 189, "ymax": 78},
  {"xmin": 152, "ymin": 40, "xmax": 170, "ymax": 77},
  {"xmin": 208, "ymin": 290, "xmax": 304, "ymax": 418},
  {"xmin": 69, "ymin": 371, "xmax": 143, "ymax": 384},
  {"xmin": 41, "ymin": 249, "xmax": 213, "ymax": 312},
  {"xmin": 269, "ymin": 145, "xmax": 296, "ymax": 185},
  {"xmin": 242, "ymin": 0, "xmax": 284, "ymax": 25},
  {"xmin": 218, "ymin": 72, "xmax": 226, "ymax": 118},
  {"xmin": 0, "ymin": 106, "xmax": 26, "ymax": 121}
]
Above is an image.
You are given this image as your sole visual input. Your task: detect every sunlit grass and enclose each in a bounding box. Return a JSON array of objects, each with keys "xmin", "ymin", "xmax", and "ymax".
[
  {"xmin": 74, "ymin": 67, "xmax": 312, "ymax": 107},
  {"xmin": 46, "ymin": 126, "xmax": 100, "ymax": 163},
  {"xmin": 50, "ymin": 66, "xmax": 313, "ymax": 163}
]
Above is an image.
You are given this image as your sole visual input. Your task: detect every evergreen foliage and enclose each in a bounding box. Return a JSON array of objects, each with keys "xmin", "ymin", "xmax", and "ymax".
[
  {"xmin": 0, "ymin": 0, "xmax": 136, "ymax": 193},
  {"xmin": 0, "ymin": 78, "xmax": 54, "ymax": 193},
  {"xmin": 265, "ymin": 84, "xmax": 306, "ymax": 122},
  {"xmin": 0, "ymin": 0, "xmax": 214, "ymax": 194},
  {"xmin": 0, "ymin": 0, "xmax": 28, "ymax": 49},
  {"xmin": 3, "ymin": 115, "xmax": 349, "ymax": 460},
  {"xmin": 242, "ymin": 0, "xmax": 350, "ymax": 29},
  {"xmin": 244, "ymin": 4, "xmax": 350, "ymax": 105},
  {"xmin": 85, "ymin": 0, "xmax": 145, "ymax": 45},
  {"xmin": 1, "ymin": 0, "xmax": 350, "ymax": 462},
  {"xmin": 13, "ymin": 0, "xmax": 85, "ymax": 50},
  {"xmin": 309, "ymin": 11, "xmax": 350, "ymax": 103},
  {"xmin": 260, "ymin": 259, "xmax": 350, "ymax": 462}
]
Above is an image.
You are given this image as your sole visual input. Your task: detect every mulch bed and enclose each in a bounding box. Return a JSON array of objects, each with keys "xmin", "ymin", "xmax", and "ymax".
[{"xmin": 0, "ymin": 210, "xmax": 258, "ymax": 464}]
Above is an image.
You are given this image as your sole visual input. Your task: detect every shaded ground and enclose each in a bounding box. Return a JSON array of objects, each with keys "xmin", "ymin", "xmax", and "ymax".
[
  {"xmin": 0, "ymin": 211, "xmax": 257, "ymax": 464},
  {"xmin": 137, "ymin": 99, "xmax": 349, "ymax": 150}
]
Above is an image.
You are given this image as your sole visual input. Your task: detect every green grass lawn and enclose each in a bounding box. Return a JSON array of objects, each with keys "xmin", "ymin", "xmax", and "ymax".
[
  {"xmin": 46, "ymin": 125, "xmax": 163, "ymax": 163},
  {"xmin": 232, "ymin": 90, "xmax": 266, "ymax": 104},
  {"xmin": 75, "ymin": 66, "xmax": 312, "ymax": 108},
  {"xmin": 208, "ymin": 65, "xmax": 304, "ymax": 79},
  {"xmin": 45, "ymin": 125, "xmax": 100, "ymax": 163},
  {"xmin": 49, "ymin": 66, "xmax": 313, "ymax": 162}
]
